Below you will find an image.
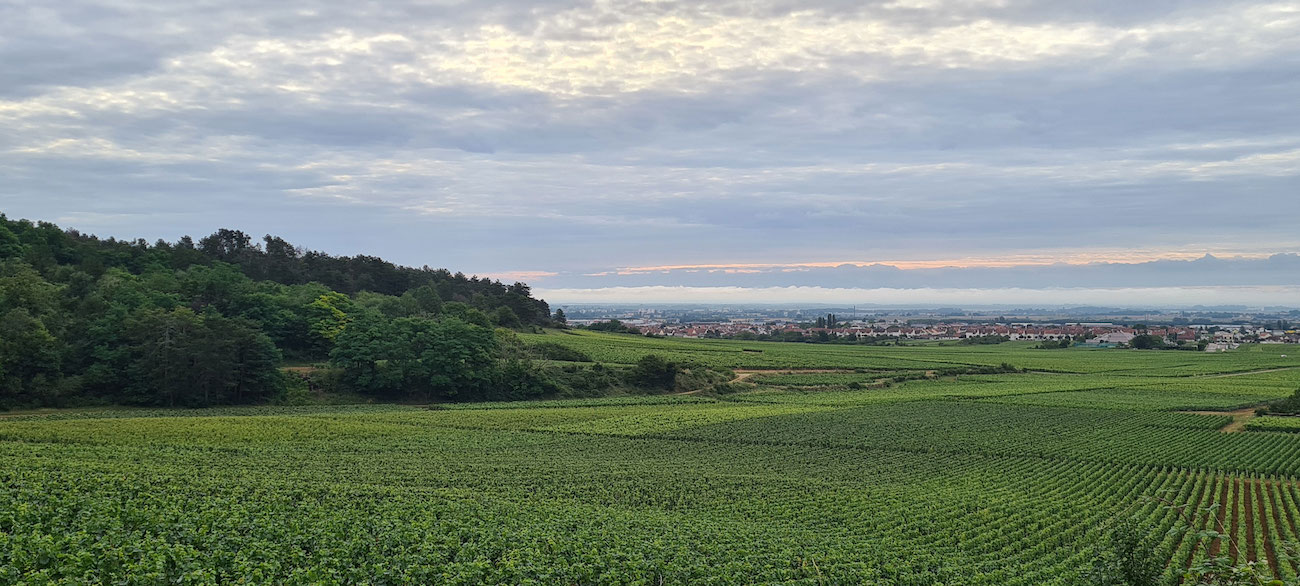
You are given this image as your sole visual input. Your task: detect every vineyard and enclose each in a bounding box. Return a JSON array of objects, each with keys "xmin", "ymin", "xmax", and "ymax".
[
  {"xmin": 518, "ymin": 330, "xmax": 1300, "ymax": 375},
  {"xmin": 3, "ymin": 339, "xmax": 1300, "ymax": 584}
]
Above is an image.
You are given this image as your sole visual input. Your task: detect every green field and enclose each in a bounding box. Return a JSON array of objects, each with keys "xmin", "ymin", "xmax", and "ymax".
[
  {"xmin": 521, "ymin": 330, "xmax": 1299, "ymax": 375},
  {"xmin": 1247, "ymin": 416, "xmax": 1300, "ymax": 433},
  {"xmin": 4, "ymin": 336, "xmax": 1300, "ymax": 584}
]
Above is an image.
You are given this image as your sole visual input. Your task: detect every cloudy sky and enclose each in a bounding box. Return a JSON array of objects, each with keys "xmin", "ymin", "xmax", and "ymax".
[{"xmin": 2, "ymin": 0, "xmax": 1298, "ymax": 306}]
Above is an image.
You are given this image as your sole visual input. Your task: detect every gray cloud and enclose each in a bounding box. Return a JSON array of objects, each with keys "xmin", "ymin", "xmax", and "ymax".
[{"xmin": 1, "ymin": 0, "xmax": 1297, "ymax": 296}]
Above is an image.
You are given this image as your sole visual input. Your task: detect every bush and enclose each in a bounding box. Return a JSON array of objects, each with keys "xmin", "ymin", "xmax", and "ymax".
[
  {"xmin": 708, "ymin": 382, "xmax": 749, "ymax": 395},
  {"xmin": 1262, "ymin": 388, "xmax": 1300, "ymax": 415},
  {"xmin": 670, "ymin": 367, "xmax": 731, "ymax": 394},
  {"xmin": 1085, "ymin": 519, "xmax": 1159, "ymax": 586},
  {"xmin": 621, "ymin": 354, "xmax": 731, "ymax": 394},
  {"xmin": 530, "ymin": 342, "xmax": 593, "ymax": 362},
  {"xmin": 488, "ymin": 359, "xmax": 564, "ymax": 401},
  {"xmin": 1129, "ymin": 334, "xmax": 1166, "ymax": 350},
  {"xmin": 625, "ymin": 355, "xmax": 680, "ymax": 390},
  {"xmin": 549, "ymin": 363, "xmax": 627, "ymax": 397},
  {"xmin": 274, "ymin": 372, "xmax": 314, "ymax": 406},
  {"xmin": 585, "ymin": 319, "xmax": 639, "ymax": 334}
]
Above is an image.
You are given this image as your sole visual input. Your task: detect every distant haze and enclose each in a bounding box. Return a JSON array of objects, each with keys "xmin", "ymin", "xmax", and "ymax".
[
  {"xmin": 1, "ymin": 1, "xmax": 1296, "ymax": 304},
  {"xmin": 535, "ymin": 285, "xmax": 1300, "ymax": 308}
]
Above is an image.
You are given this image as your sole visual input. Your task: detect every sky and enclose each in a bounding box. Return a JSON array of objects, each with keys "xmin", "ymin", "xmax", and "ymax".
[{"xmin": 1, "ymin": 1, "xmax": 1298, "ymax": 306}]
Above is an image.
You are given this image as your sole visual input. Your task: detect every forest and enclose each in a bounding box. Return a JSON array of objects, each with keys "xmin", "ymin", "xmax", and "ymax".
[{"xmin": 0, "ymin": 214, "xmax": 576, "ymax": 408}]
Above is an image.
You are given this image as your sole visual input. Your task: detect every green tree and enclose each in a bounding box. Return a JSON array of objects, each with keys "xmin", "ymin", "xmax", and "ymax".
[
  {"xmin": 332, "ymin": 316, "xmax": 502, "ymax": 401},
  {"xmin": 122, "ymin": 308, "xmax": 203, "ymax": 406},
  {"xmin": 198, "ymin": 228, "xmax": 256, "ymax": 262},
  {"xmin": 626, "ymin": 354, "xmax": 680, "ymax": 390},
  {"xmin": 0, "ymin": 259, "xmax": 60, "ymax": 317},
  {"xmin": 491, "ymin": 358, "xmax": 561, "ymax": 401},
  {"xmin": 305, "ymin": 292, "xmax": 354, "ymax": 356},
  {"xmin": 494, "ymin": 306, "xmax": 523, "ymax": 329},
  {"xmin": 0, "ymin": 222, "xmax": 25, "ymax": 258},
  {"xmin": 0, "ymin": 308, "xmax": 62, "ymax": 406},
  {"xmin": 400, "ymin": 285, "xmax": 442, "ymax": 316},
  {"xmin": 1129, "ymin": 334, "xmax": 1165, "ymax": 350},
  {"xmin": 440, "ymin": 301, "xmax": 493, "ymax": 328},
  {"xmin": 412, "ymin": 318, "xmax": 499, "ymax": 400},
  {"xmin": 194, "ymin": 314, "xmax": 282, "ymax": 405},
  {"xmin": 330, "ymin": 313, "xmax": 401, "ymax": 395},
  {"xmin": 121, "ymin": 308, "xmax": 281, "ymax": 407},
  {"xmin": 179, "ymin": 262, "xmax": 251, "ymax": 315}
]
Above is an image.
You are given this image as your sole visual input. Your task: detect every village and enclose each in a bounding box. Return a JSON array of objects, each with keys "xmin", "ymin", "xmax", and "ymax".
[{"xmin": 600, "ymin": 319, "xmax": 1300, "ymax": 351}]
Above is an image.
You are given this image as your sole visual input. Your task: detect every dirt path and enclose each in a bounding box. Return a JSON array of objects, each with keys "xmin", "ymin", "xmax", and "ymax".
[
  {"xmin": 1181, "ymin": 407, "xmax": 1260, "ymax": 433},
  {"xmin": 281, "ymin": 366, "xmax": 319, "ymax": 374},
  {"xmin": 673, "ymin": 369, "xmax": 873, "ymax": 395},
  {"xmin": 732, "ymin": 369, "xmax": 859, "ymax": 381},
  {"xmin": 1203, "ymin": 367, "xmax": 1296, "ymax": 379},
  {"xmin": 666, "ymin": 369, "xmax": 867, "ymax": 395}
]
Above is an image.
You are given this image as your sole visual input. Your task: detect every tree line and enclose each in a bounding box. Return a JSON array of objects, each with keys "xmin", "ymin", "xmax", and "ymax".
[{"xmin": 0, "ymin": 214, "xmax": 562, "ymax": 409}]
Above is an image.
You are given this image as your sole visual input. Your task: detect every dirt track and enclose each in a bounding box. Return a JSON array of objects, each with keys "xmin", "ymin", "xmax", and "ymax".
[
  {"xmin": 731, "ymin": 369, "xmax": 858, "ymax": 381},
  {"xmin": 1181, "ymin": 407, "xmax": 1260, "ymax": 433}
]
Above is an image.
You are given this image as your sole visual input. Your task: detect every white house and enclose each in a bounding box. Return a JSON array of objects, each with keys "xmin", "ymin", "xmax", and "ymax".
[{"xmin": 1094, "ymin": 332, "xmax": 1136, "ymax": 345}]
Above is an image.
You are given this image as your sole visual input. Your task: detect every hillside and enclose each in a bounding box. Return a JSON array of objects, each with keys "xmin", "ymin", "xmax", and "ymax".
[{"xmin": 0, "ymin": 214, "xmax": 555, "ymax": 408}]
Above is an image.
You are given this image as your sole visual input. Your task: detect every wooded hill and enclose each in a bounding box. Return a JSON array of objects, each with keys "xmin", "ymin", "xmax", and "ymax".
[{"xmin": 0, "ymin": 214, "xmax": 561, "ymax": 408}]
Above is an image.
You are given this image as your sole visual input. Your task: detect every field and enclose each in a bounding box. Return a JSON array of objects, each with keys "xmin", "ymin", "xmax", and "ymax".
[{"xmin": 3, "ymin": 334, "xmax": 1300, "ymax": 584}]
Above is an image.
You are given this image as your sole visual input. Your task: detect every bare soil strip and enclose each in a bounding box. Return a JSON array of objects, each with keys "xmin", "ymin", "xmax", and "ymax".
[
  {"xmin": 1267, "ymin": 482, "xmax": 1298, "ymax": 575},
  {"xmin": 1229, "ymin": 478, "xmax": 1241, "ymax": 563},
  {"xmin": 732, "ymin": 369, "xmax": 860, "ymax": 381},
  {"xmin": 1181, "ymin": 474, "xmax": 1216, "ymax": 572},
  {"xmin": 281, "ymin": 366, "xmax": 319, "ymax": 374},
  {"xmin": 1210, "ymin": 480, "xmax": 1228, "ymax": 558},
  {"xmin": 1180, "ymin": 407, "xmax": 1260, "ymax": 433},
  {"xmin": 1255, "ymin": 481, "xmax": 1279, "ymax": 574},
  {"xmin": 1245, "ymin": 479, "xmax": 1256, "ymax": 564},
  {"xmin": 674, "ymin": 369, "xmax": 864, "ymax": 394}
]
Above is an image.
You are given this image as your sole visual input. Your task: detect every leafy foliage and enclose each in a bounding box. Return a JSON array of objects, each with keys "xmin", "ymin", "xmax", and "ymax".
[
  {"xmin": 1086, "ymin": 519, "xmax": 1161, "ymax": 586},
  {"xmin": 529, "ymin": 341, "xmax": 593, "ymax": 362},
  {"xmin": 1130, "ymin": 334, "xmax": 1168, "ymax": 350},
  {"xmin": 584, "ymin": 319, "xmax": 640, "ymax": 333},
  {"xmin": 1260, "ymin": 388, "xmax": 1300, "ymax": 416},
  {"xmin": 0, "ymin": 214, "xmax": 559, "ymax": 408}
]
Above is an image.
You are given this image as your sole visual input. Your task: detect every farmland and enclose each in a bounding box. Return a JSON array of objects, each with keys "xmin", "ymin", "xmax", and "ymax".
[{"xmin": 3, "ymin": 335, "xmax": 1300, "ymax": 584}]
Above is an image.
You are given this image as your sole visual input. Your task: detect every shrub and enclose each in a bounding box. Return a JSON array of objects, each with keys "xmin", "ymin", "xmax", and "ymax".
[
  {"xmin": 530, "ymin": 342, "xmax": 593, "ymax": 362},
  {"xmin": 1262, "ymin": 388, "xmax": 1300, "ymax": 415}
]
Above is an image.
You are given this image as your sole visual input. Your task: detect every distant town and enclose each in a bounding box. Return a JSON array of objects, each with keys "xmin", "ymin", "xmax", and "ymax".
[{"xmin": 557, "ymin": 305, "xmax": 1300, "ymax": 350}]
